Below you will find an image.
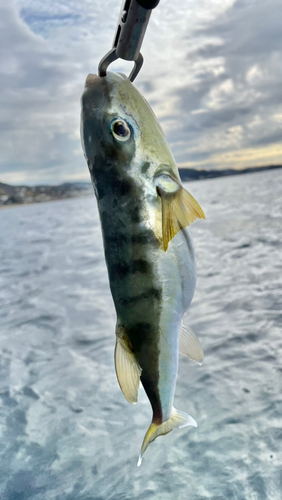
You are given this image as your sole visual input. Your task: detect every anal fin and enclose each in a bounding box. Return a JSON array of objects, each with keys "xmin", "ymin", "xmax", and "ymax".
[
  {"xmin": 179, "ymin": 323, "xmax": 204, "ymax": 365},
  {"xmin": 114, "ymin": 335, "xmax": 142, "ymax": 405}
]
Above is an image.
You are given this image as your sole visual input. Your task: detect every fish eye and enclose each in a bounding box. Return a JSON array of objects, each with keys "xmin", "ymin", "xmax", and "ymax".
[{"xmin": 111, "ymin": 119, "xmax": 131, "ymax": 142}]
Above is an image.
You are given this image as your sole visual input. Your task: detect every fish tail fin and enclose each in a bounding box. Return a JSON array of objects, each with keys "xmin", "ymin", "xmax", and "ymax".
[{"xmin": 137, "ymin": 407, "xmax": 197, "ymax": 466}]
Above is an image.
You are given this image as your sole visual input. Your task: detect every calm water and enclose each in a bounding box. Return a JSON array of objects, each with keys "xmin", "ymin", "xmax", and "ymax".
[{"xmin": 0, "ymin": 170, "xmax": 281, "ymax": 500}]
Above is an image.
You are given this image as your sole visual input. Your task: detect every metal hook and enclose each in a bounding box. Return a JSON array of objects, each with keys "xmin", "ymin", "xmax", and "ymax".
[
  {"xmin": 128, "ymin": 53, "xmax": 144, "ymax": 82},
  {"xmin": 98, "ymin": 49, "xmax": 118, "ymax": 78},
  {"xmin": 98, "ymin": 0, "xmax": 159, "ymax": 81},
  {"xmin": 98, "ymin": 49, "xmax": 143, "ymax": 82}
]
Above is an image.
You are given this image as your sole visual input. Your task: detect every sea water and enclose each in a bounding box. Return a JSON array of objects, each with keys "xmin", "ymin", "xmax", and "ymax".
[{"xmin": 0, "ymin": 169, "xmax": 281, "ymax": 500}]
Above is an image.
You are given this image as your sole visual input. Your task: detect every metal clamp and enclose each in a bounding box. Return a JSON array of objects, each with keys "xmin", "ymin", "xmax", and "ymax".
[{"xmin": 98, "ymin": 0, "xmax": 160, "ymax": 82}]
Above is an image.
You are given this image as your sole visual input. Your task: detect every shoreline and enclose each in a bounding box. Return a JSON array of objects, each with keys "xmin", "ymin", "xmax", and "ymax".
[
  {"xmin": 1, "ymin": 165, "xmax": 281, "ymax": 209},
  {"xmin": 0, "ymin": 193, "xmax": 94, "ymax": 210}
]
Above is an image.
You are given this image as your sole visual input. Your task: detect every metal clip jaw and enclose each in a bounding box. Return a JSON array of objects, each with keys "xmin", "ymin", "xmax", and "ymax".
[
  {"xmin": 98, "ymin": 0, "xmax": 160, "ymax": 82},
  {"xmin": 98, "ymin": 49, "xmax": 144, "ymax": 83}
]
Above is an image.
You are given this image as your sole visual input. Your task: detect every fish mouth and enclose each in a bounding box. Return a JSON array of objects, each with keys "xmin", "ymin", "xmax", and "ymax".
[
  {"xmin": 85, "ymin": 71, "xmax": 127, "ymax": 89},
  {"xmin": 85, "ymin": 73, "xmax": 100, "ymax": 87}
]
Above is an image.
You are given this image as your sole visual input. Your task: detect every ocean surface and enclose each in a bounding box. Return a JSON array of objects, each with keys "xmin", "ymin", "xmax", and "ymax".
[{"xmin": 0, "ymin": 169, "xmax": 281, "ymax": 500}]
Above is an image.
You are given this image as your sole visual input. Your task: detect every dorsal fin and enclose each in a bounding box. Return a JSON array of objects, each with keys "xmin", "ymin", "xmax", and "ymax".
[
  {"xmin": 155, "ymin": 174, "xmax": 205, "ymax": 251},
  {"xmin": 114, "ymin": 335, "xmax": 142, "ymax": 404}
]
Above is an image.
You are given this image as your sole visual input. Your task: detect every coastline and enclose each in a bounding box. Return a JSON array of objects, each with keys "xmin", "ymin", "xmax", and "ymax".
[{"xmin": 1, "ymin": 164, "xmax": 281, "ymax": 208}]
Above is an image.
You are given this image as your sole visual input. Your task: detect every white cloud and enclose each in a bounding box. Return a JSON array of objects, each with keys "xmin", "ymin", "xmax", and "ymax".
[
  {"xmin": 246, "ymin": 64, "xmax": 263, "ymax": 85},
  {"xmin": 0, "ymin": 0, "xmax": 282, "ymax": 184},
  {"xmin": 247, "ymin": 115, "xmax": 263, "ymax": 130}
]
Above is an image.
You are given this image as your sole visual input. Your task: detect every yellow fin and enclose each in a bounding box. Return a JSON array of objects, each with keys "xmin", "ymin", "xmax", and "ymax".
[
  {"xmin": 114, "ymin": 336, "xmax": 141, "ymax": 405},
  {"xmin": 137, "ymin": 407, "xmax": 197, "ymax": 466},
  {"xmin": 179, "ymin": 323, "xmax": 204, "ymax": 365},
  {"xmin": 155, "ymin": 174, "xmax": 205, "ymax": 251}
]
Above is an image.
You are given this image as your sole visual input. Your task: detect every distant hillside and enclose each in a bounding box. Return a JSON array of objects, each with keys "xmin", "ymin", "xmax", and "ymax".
[
  {"xmin": 179, "ymin": 164, "xmax": 282, "ymax": 181},
  {"xmin": 1, "ymin": 164, "xmax": 281, "ymax": 207},
  {"xmin": 0, "ymin": 182, "xmax": 93, "ymax": 207}
]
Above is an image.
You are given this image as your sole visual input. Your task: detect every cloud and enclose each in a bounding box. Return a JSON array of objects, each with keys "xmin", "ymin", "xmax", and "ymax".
[
  {"xmin": 0, "ymin": 4, "xmax": 88, "ymax": 184},
  {"xmin": 0, "ymin": 0, "xmax": 282, "ymax": 184},
  {"xmin": 159, "ymin": 0, "xmax": 282, "ymax": 168},
  {"xmin": 178, "ymin": 142, "xmax": 282, "ymax": 170}
]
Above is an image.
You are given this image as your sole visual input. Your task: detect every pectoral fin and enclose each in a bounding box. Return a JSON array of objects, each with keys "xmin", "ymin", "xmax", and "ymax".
[
  {"xmin": 179, "ymin": 323, "xmax": 204, "ymax": 365},
  {"xmin": 155, "ymin": 174, "xmax": 205, "ymax": 251},
  {"xmin": 114, "ymin": 336, "xmax": 142, "ymax": 404}
]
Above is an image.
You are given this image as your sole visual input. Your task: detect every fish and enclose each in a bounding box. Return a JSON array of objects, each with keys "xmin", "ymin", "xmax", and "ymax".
[{"xmin": 80, "ymin": 71, "xmax": 205, "ymax": 465}]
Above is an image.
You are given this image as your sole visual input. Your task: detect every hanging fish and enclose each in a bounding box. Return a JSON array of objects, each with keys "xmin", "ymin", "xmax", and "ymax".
[{"xmin": 80, "ymin": 72, "xmax": 205, "ymax": 465}]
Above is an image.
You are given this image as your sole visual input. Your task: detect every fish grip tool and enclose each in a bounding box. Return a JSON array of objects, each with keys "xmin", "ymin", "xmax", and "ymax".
[{"xmin": 98, "ymin": 0, "xmax": 160, "ymax": 82}]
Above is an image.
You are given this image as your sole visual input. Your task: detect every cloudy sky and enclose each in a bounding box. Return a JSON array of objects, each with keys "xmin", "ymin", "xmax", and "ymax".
[{"xmin": 1, "ymin": 0, "xmax": 282, "ymax": 185}]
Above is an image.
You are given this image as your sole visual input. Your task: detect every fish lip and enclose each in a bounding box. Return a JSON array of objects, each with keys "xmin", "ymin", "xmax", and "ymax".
[{"xmin": 85, "ymin": 73, "xmax": 100, "ymax": 88}]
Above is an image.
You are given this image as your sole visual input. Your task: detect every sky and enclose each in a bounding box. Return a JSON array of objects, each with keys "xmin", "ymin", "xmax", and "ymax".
[{"xmin": 1, "ymin": 0, "xmax": 282, "ymax": 185}]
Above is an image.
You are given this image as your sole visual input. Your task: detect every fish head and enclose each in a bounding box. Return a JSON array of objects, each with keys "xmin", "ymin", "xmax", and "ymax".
[
  {"xmin": 80, "ymin": 72, "xmax": 179, "ymax": 187},
  {"xmin": 80, "ymin": 73, "xmax": 137, "ymax": 184},
  {"xmin": 81, "ymin": 72, "xmax": 205, "ymax": 248}
]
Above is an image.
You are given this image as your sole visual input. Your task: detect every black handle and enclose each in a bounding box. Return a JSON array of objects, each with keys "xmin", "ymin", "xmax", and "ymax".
[
  {"xmin": 114, "ymin": 0, "xmax": 158, "ymax": 62},
  {"xmin": 136, "ymin": 0, "xmax": 160, "ymax": 10}
]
